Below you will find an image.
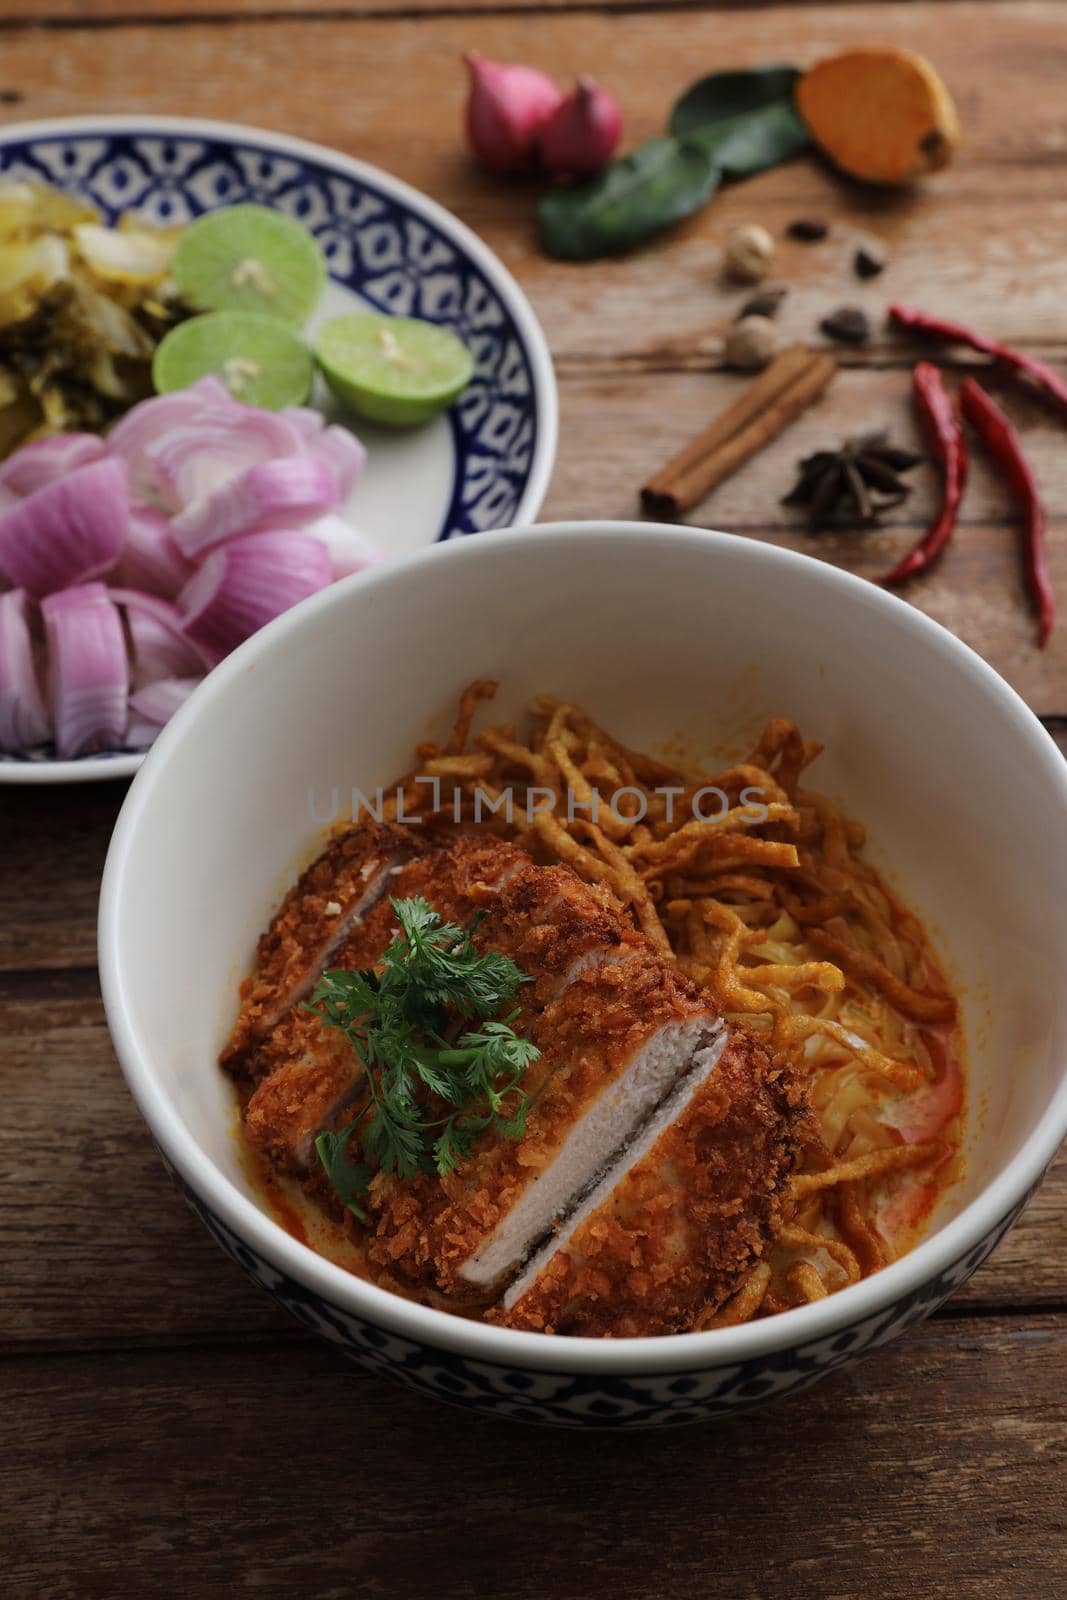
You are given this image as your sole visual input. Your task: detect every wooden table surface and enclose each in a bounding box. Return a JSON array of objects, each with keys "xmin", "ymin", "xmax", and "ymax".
[{"xmin": 4, "ymin": 3, "xmax": 1067, "ymax": 1596}]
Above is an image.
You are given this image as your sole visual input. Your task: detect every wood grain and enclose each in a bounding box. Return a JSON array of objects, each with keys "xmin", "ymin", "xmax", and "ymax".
[
  {"xmin": 0, "ymin": 0, "xmax": 1044, "ymax": 27},
  {"xmin": 5, "ymin": 1317, "xmax": 1067, "ymax": 1600},
  {"xmin": 0, "ymin": 976, "xmax": 293, "ymax": 1348},
  {"xmin": 541, "ymin": 366, "xmax": 1067, "ymax": 708},
  {"xmin": 0, "ymin": 6, "xmax": 1066, "ymax": 220},
  {"xmin": 0, "ymin": 781, "xmax": 127, "ymax": 970}
]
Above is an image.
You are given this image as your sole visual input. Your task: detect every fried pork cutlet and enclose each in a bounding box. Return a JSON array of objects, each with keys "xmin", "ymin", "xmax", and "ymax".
[
  {"xmin": 226, "ymin": 826, "xmax": 807, "ymax": 1335},
  {"xmin": 220, "ymin": 820, "xmax": 418, "ymax": 1082},
  {"xmin": 364, "ymin": 948, "xmax": 725, "ymax": 1298},
  {"xmin": 494, "ymin": 1030, "xmax": 803, "ymax": 1336},
  {"xmin": 240, "ymin": 837, "xmax": 525, "ymax": 1173},
  {"xmin": 234, "ymin": 832, "xmax": 638, "ymax": 1175},
  {"xmin": 242, "ymin": 1023, "xmax": 360, "ymax": 1175}
]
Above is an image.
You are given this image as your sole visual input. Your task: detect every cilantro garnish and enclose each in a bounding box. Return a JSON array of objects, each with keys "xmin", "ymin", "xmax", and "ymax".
[{"xmin": 307, "ymin": 897, "xmax": 539, "ymax": 1219}]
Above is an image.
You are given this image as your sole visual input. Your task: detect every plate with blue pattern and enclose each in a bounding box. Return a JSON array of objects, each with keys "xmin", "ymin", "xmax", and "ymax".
[{"xmin": 0, "ymin": 115, "xmax": 557, "ymax": 784}]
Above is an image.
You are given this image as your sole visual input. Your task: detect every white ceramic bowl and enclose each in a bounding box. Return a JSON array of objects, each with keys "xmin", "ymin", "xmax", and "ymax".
[{"xmin": 99, "ymin": 523, "xmax": 1067, "ymax": 1427}]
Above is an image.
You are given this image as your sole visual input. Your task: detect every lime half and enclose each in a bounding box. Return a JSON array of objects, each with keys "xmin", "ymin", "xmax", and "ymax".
[
  {"xmin": 315, "ymin": 313, "xmax": 474, "ymax": 427},
  {"xmin": 153, "ymin": 310, "xmax": 314, "ymax": 409},
  {"xmin": 171, "ymin": 203, "xmax": 326, "ymax": 325}
]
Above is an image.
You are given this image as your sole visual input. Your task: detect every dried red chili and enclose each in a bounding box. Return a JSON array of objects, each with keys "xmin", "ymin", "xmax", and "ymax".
[
  {"xmin": 959, "ymin": 377, "xmax": 1054, "ymax": 648},
  {"xmin": 890, "ymin": 303, "xmax": 1067, "ymax": 415},
  {"xmin": 880, "ymin": 362, "xmax": 967, "ymax": 586}
]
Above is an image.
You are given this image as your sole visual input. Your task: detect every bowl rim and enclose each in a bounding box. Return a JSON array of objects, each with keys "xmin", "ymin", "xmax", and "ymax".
[
  {"xmin": 99, "ymin": 520, "xmax": 1067, "ymax": 1374},
  {"xmin": 0, "ymin": 112, "xmax": 558, "ymax": 787}
]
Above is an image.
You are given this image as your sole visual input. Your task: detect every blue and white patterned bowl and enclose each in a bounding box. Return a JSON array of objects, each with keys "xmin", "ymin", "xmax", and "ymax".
[
  {"xmin": 0, "ymin": 115, "xmax": 556, "ymax": 783},
  {"xmin": 99, "ymin": 523, "xmax": 1067, "ymax": 1427}
]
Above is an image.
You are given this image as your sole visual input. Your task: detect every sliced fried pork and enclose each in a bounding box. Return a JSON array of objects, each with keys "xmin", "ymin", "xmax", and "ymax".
[
  {"xmin": 495, "ymin": 1030, "xmax": 804, "ymax": 1336},
  {"xmin": 475, "ymin": 863, "xmax": 637, "ymax": 1009},
  {"xmin": 234, "ymin": 832, "xmax": 640, "ymax": 1174},
  {"xmin": 239, "ymin": 837, "xmax": 527, "ymax": 1172},
  {"xmin": 229, "ymin": 827, "xmax": 807, "ymax": 1336},
  {"xmin": 364, "ymin": 947, "xmax": 727, "ymax": 1297},
  {"xmin": 221, "ymin": 820, "xmax": 418, "ymax": 1081},
  {"xmin": 243, "ymin": 1025, "xmax": 362, "ymax": 1173}
]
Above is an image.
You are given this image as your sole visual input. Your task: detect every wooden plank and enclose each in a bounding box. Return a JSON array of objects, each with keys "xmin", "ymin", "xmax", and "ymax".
[
  {"xmin": 3, "ymin": 10, "xmax": 1067, "ymax": 366},
  {"xmin": 495, "ymin": 184, "xmax": 1067, "ymax": 366},
  {"xmin": 0, "ymin": 780, "xmax": 128, "ymax": 970},
  {"xmin": 1, "ymin": 978, "xmax": 1064, "ymax": 1350},
  {"xmin": 0, "ymin": 0, "xmax": 1043, "ymax": 27},
  {"xmin": 5, "ymin": 1318, "xmax": 1067, "ymax": 1599},
  {"xmin": 0, "ymin": 978, "xmax": 294, "ymax": 1348},
  {"xmin": 0, "ymin": 6, "xmax": 1065, "ymax": 235}
]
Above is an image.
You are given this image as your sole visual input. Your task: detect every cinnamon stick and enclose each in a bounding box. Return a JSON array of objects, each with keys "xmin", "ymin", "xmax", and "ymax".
[{"xmin": 641, "ymin": 347, "xmax": 838, "ymax": 518}]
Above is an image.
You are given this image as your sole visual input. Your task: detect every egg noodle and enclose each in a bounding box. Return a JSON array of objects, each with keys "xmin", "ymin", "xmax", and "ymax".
[{"xmin": 367, "ymin": 683, "xmax": 964, "ymax": 1324}]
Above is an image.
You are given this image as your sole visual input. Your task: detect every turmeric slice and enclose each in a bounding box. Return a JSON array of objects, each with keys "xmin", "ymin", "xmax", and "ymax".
[{"xmin": 797, "ymin": 47, "xmax": 961, "ymax": 185}]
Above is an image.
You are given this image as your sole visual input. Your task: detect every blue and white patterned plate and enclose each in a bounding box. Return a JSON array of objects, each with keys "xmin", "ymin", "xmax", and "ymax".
[{"xmin": 0, "ymin": 116, "xmax": 557, "ymax": 784}]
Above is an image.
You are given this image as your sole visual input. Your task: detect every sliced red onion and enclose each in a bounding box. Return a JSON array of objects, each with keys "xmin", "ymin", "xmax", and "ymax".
[
  {"xmin": 124, "ymin": 715, "xmax": 161, "ymax": 752},
  {"xmin": 309, "ymin": 425, "xmax": 366, "ymax": 501},
  {"xmin": 281, "ymin": 407, "xmax": 366, "ymax": 500},
  {"xmin": 178, "ymin": 529, "xmax": 332, "ymax": 659},
  {"xmin": 107, "ymin": 377, "xmax": 239, "ymax": 501},
  {"xmin": 124, "ymin": 598, "xmax": 207, "ymax": 687},
  {"xmin": 111, "ymin": 504, "xmax": 194, "ymax": 599},
  {"xmin": 129, "ymin": 675, "xmax": 203, "ymax": 725},
  {"xmin": 0, "ymin": 432, "xmax": 107, "ymax": 498},
  {"xmin": 146, "ymin": 408, "xmax": 308, "ymax": 515},
  {"xmin": 170, "ymin": 456, "xmax": 339, "ymax": 558},
  {"xmin": 305, "ymin": 513, "xmax": 384, "ymax": 580},
  {"xmin": 107, "ymin": 586, "xmax": 190, "ymax": 628},
  {"xmin": 0, "ymin": 588, "xmax": 50, "ymax": 752},
  {"xmin": 109, "ymin": 587, "xmax": 217, "ymax": 670},
  {"xmin": 0, "ymin": 458, "xmax": 129, "ymax": 598},
  {"xmin": 280, "ymin": 406, "xmax": 322, "ymax": 440},
  {"xmin": 41, "ymin": 582, "xmax": 128, "ymax": 758}
]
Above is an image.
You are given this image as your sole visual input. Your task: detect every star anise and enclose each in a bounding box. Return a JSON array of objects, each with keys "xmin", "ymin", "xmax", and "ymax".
[{"xmin": 782, "ymin": 431, "xmax": 924, "ymax": 530}]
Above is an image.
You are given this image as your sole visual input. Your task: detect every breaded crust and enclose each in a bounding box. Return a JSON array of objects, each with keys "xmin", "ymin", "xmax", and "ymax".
[
  {"xmin": 232, "ymin": 833, "xmax": 643, "ymax": 1170},
  {"xmin": 493, "ymin": 1031, "xmax": 805, "ymax": 1337},
  {"xmin": 221, "ymin": 820, "xmax": 418, "ymax": 1080},
  {"xmin": 478, "ymin": 864, "xmax": 634, "ymax": 1006},
  {"xmin": 363, "ymin": 947, "xmax": 717, "ymax": 1296},
  {"xmin": 243, "ymin": 1028, "xmax": 359, "ymax": 1173}
]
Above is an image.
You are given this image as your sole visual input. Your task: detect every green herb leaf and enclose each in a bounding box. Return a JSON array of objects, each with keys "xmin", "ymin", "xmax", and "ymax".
[
  {"xmin": 539, "ymin": 65, "xmax": 810, "ymax": 262},
  {"xmin": 314, "ymin": 1125, "xmax": 373, "ymax": 1221},
  {"xmin": 306, "ymin": 898, "xmax": 540, "ymax": 1210},
  {"xmin": 670, "ymin": 65, "xmax": 800, "ymax": 133},
  {"xmin": 689, "ymin": 100, "xmax": 811, "ymax": 178},
  {"xmin": 669, "ymin": 65, "xmax": 810, "ymax": 178},
  {"xmin": 433, "ymin": 1111, "xmax": 493, "ymax": 1177},
  {"xmin": 539, "ymin": 137, "xmax": 720, "ymax": 261},
  {"xmin": 386, "ymin": 897, "xmax": 524, "ymax": 1020}
]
